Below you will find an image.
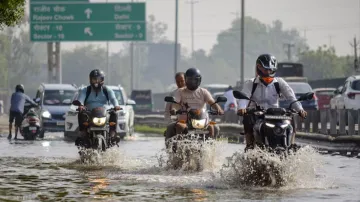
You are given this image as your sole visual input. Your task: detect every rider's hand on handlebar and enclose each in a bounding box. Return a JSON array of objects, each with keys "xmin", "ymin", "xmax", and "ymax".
[
  {"xmin": 78, "ymin": 105, "xmax": 86, "ymax": 111},
  {"xmin": 299, "ymin": 109, "xmax": 307, "ymax": 119},
  {"xmin": 114, "ymin": 106, "xmax": 122, "ymax": 111},
  {"xmin": 217, "ymin": 109, "xmax": 224, "ymax": 115},
  {"xmin": 237, "ymin": 109, "xmax": 246, "ymax": 116},
  {"xmin": 170, "ymin": 108, "xmax": 177, "ymax": 115}
]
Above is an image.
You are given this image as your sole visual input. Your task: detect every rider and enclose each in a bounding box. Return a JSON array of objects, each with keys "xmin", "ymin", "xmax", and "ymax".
[
  {"xmin": 237, "ymin": 54, "xmax": 307, "ymax": 151},
  {"xmin": 76, "ymin": 69, "xmax": 121, "ymax": 145},
  {"xmin": 164, "ymin": 72, "xmax": 186, "ymax": 124},
  {"xmin": 8, "ymin": 84, "xmax": 38, "ymax": 140},
  {"xmin": 165, "ymin": 67, "xmax": 224, "ymax": 141}
]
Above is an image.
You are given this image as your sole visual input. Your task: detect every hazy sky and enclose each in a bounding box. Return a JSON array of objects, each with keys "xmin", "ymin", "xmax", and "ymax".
[{"xmin": 28, "ymin": 0, "xmax": 360, "ymax": 56}]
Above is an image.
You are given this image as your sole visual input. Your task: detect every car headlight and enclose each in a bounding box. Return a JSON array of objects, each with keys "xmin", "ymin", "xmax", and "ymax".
[
  {"xmin": 191, "ymin": 119, "xmax": 207, "ymax": 129},
  {"xmin": 42, "ymin": 111, "xmax": 51, "ymax": 119},
  {"xmin": 93, "ymin": 117, "xmax": 106, "ymax": 126}
]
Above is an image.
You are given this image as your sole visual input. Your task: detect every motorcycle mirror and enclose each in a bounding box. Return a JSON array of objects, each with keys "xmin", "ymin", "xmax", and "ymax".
[
  {"xmin": 298, "ymin": 92, "xmax": 314, "ymax": 101},
  {"xmin": 215, "ymin": 96, "xmax": 227, "ymax": 103},
  {"xmin": 164, "ymin": 96, "xmax": 177, "ymax": 104},
  {"xmin": 72, "ymin": 100, "xmax": 82, "ymax": 106},
  {"xmin": 233, "ymin": 90, "xmax": 250, "ymax": 100}
]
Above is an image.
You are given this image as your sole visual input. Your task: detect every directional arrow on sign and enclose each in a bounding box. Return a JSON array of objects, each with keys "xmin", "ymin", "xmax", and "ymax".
[
  {"xmin": 84, "ymin": 27, "xmax": 93, "ymax": 36},
  {"xmin": 84, "ymin": 8, "xmax": 92, "ymax": 19},
  {"xmin": 137, "ymin": 24, "xmax": 141, "ymax": 30}
]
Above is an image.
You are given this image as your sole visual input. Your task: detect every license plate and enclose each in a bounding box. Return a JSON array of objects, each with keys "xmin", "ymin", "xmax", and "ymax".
[
  {"xmin": 264, "ymin": 115, "xmax": 292, "ymax": 120},
  {"xmin": 57, "ymin": 121, "xmax": 65, "ymax": 126},
  {"xmin": 90, "ymin": 127, "xmax": 106, "ymax": 131},
  {"xmin": 29, "ymin": 127, "xmax": 37, "ymax": 130},
  {"xmin": 188, "ymin": 130, "xmax": 209, "ymax": 134}
]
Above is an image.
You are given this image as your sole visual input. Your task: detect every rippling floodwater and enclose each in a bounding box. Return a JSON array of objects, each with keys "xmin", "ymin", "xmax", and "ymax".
[{"xmin": 0, "ymin": 132, "xmax": 359, "ymax": 201}]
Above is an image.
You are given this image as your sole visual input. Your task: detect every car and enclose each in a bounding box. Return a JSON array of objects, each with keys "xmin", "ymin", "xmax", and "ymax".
[
  {"xmin": 34, "ymin": 83, "xmax": 78, "ymax": 137},
  {"xmin": 279, "ymin": 82, "xmax": 318, "ymax": 110},
  {"xmin": 330, "ymin": 75, "xmax": 360, "ymax": 110},
  {"xmin": 64, "ymin": 85, "xmax": 136, "ymax": 140},
  {"xmin": 313, "ymin": 88, "xmax": 336, "ymax": 110}
]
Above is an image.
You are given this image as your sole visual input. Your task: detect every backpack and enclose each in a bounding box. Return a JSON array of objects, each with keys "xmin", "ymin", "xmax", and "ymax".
[
  {"xmin": 248, "ymin": 78, "xmax": 281, "ymax": 107},
  {"xmin": 84, "ymin": 85, "xmax": 109, "ymax": 105}
]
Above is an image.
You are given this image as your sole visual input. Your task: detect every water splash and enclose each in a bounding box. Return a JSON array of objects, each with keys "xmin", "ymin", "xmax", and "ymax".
[
  {"xmin": 219, "ymin": 145, "xmax": 332, "ymax": 189},
  {"xmin": 156, "ymin": 138, "xmax": 227, "ymax": 173}
]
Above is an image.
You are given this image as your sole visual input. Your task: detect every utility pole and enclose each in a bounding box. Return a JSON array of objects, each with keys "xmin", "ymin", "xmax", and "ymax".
[
  {"xmin": 105, "ymin": 0, "xmax": 110, "ymax": 85},
  {"xmin": 47, "ymin": 42, "xmax": 61, "ymax": 83},
  {"xmin": 350, "ymin": 36, "xmax": 359, "ymax": 71},
  {"xmin": 283, "ymin": 43, "xmax": 295, "ymax": 61},
  {"xmin": 240, "ymin": 0, "xmax": 245, "ymax": 86},
  {"xmin": 174, "ymin": 0, "xmax": 179, "ymax": 74},
  {"xmin": 187, "ymin": 0, "xmax": 198, "ymax": 55},
  {"xmin": 130, "ymin": 0, "xmax": 134, "ymax": 91}
]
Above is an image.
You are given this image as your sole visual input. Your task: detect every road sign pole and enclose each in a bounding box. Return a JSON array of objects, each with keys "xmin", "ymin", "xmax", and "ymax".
[{"xmin": 174, "ymin": 0, "xmax": 178, "ymax": 74}]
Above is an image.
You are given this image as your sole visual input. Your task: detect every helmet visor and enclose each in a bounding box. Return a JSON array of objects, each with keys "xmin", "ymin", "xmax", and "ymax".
[{"xmin": 257, "ymin": 64, "xmax": 276, "ymax": 77}]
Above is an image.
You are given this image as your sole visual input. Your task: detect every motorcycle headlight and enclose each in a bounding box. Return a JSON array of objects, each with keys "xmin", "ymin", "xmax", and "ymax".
[
  {"xmin": 191, "ymin": 119, "xmax": 207, "ymax": 129},
  {"xmin": 93, "ymin": 117, "xmax": 106, "ymax": 126},
  {"xmin": 42, "ymin": 111, "xmax": 51, "ymax": 119}
]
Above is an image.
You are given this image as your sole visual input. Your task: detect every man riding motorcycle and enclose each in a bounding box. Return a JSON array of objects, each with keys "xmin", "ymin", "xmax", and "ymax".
[
  {"xmin": 76, "ymin": 69, "xmax": 121, "ymax": 145},
  {"xmin": 237, "ymin": 54, "xmax": 307, "ymax": 151},
  {"xmin": 165, "ymin": 67, "xmax": 224, "ymax": 142}
]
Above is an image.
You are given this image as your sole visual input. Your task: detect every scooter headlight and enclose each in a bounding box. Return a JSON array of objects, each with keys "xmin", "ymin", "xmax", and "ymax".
[
  {"xmin": 93, "ymin": 117, "xmax": 106, "ymax": 126},
  {"xmin": 191, "ymin": 119, "xmax": 207, "ymax": 129}
]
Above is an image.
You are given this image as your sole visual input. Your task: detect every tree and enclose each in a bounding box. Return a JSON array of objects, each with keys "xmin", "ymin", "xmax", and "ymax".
[
  {"xmin": 0, "ymin": 0, "xmax": 26, "ymax": 29},
  {"xmin": 209, "ymin": 17, "xmax": 307, "ymax": 80},
  {"xmin": 297, "ymin": 45, "xmax": 354, "ymax": 80}
]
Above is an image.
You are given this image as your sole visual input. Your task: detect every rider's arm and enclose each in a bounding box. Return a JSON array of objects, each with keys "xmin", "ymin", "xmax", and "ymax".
[
  {"xmin": 203, "ymin": 89, "xmax": 222, "ymax": 111},
  {"xmin": 164, "ymin": 90, "xmax": 173, "ymax": 122},
  {"xmin": 278, "ymin": 78, "xmax": 304, "ymax": 111},
  {"xmin": 107, "ymin": 88, "xmax": 119, "ymax": 107},
  {"xmin": 24, "ymin": 94, "xmax": 37, "ymax": 105},
  {"xmin": 238, "ymin": 79, "xmax": 253, "ymax": 109},
  {"xmin": 77, "ymin": 88, "xmax": 87, "ymax": 106}
]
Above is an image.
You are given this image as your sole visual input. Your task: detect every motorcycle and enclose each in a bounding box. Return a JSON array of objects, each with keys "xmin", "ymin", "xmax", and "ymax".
[
  {"xmin": 20, "ymin": 103, "xmax": 41, "ymax": 140},
  {"xmin": 164, "ymin": 96, "xmax": 227, "ymax": 170},
  {"xmin": 232, "ymin": 90, "xmax": 313, "ymax": 155},
  {"xmin": 72, "ymin": 100, "xmax": 119, "ymax": 153}
]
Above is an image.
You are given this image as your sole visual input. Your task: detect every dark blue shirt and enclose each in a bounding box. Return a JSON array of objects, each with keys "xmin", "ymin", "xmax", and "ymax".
[{"xmin": 10, "ymin": 92, "xmax": 37, "ymax": 113}]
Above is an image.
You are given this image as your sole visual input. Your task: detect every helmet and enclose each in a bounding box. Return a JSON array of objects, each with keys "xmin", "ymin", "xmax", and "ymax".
[
  {"xmin": 15, "ymin": 84, "xmax": 24, "ymax": 93},
  {"xmin": 256, "ymin": 54, "xmax": 277, "ymax": 79},
  {"xmin": 185, "ymin": 67, "xmax": 201, "ymax": 91},
  {"xmin": 89, "ymin": 69, "xmax": 105, "ymax": 90}
]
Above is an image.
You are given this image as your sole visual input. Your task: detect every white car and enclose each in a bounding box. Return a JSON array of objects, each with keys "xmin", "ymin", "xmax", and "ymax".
[
  {"xmin": 64, "ymin": 85, "xmax": 136, "ymax": 139},
  {"xmin": 330, "ymin": 75, "xmax": 360, "ymax": 110}
]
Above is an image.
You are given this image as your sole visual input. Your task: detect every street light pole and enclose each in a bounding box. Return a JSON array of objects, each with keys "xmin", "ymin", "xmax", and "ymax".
[
  {"xmin": 174, "ymin": 0, "xmax": 179, "ymax": 74},
  {"xmin": 240, "ymin": 0, "xmax": 245, "ymax": 85}
]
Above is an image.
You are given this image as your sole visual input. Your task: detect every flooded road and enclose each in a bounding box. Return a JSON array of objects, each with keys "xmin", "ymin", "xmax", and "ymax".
[{"xmin": 0, "ymin": 132, "xmax": 359, "ymax": 201}]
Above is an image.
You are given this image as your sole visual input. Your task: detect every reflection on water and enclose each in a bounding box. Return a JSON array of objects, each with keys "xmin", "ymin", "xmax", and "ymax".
[{"xmin": 0, "ymin": 133, "xmax": 358, "ymax": 201}]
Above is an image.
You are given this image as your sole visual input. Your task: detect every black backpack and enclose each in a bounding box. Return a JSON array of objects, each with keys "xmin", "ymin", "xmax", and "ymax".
[
  {"xmin": 84, "ymin": 85, "xmax": 109, "ymax": 105},
  {"xmin": 247, "ymin": 78, "xmax": 281, "ymax": 107}
]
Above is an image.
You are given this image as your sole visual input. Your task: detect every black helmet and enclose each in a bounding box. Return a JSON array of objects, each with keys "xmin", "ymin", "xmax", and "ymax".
[
  {"xmin": 89, "ymin": 69, "xmax": 105, "ymax": 90},
  {"xmin": 15, "ymin": 84, "xmax": 24, "ymax": 93},
  {"xmin": 256, "ymin": 54, "xmax": 277, "ymax": 78},
  {"xmin": 185, "ymin": 67, "xmax": 201, "ymax": 91}
]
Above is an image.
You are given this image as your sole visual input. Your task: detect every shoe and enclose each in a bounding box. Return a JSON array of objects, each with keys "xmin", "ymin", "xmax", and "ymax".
[
  {"xmin": 7, "ymin": 134, "xmax": 12, "ymax": 139},
  {"xmin": 244, "ymin": 144, "xmax": 254, "ymax": 152}
]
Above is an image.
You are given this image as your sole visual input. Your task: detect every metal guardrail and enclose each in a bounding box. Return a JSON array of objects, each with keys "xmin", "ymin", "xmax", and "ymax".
[{"xmin": 134, "ymin": 112, "xmax": 360, "ymax": 155}]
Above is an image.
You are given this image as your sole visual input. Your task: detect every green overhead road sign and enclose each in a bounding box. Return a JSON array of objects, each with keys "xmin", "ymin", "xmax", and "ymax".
[{"xmin": 29, "ymin": 2, "xmax": 146, "ymax": 42}]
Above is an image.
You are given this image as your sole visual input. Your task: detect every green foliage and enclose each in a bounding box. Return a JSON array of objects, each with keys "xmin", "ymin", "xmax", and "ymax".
[
  {"xmin": 0, "ymin": 0, "xmax": 26, "ymax": 29},
  {"xmin": 298, "ymin": 45, "xmax": 355, "ymax": 80}
]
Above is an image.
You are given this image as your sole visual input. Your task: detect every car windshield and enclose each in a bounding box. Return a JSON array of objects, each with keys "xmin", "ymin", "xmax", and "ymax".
[
  {"xmin": 288, "ymin": 83, "xmax": 312, "ymax": 94},
  {"xmin": 43, "ymin": 90, "xmax": 76, "ymax": 106},
  {"xmin": 113, "ymin": 90, "xmax": 125, "ymax": 105},
  {"xmin": 351, "ymin": 80, "xmax": 360, "ymax": 91}
]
